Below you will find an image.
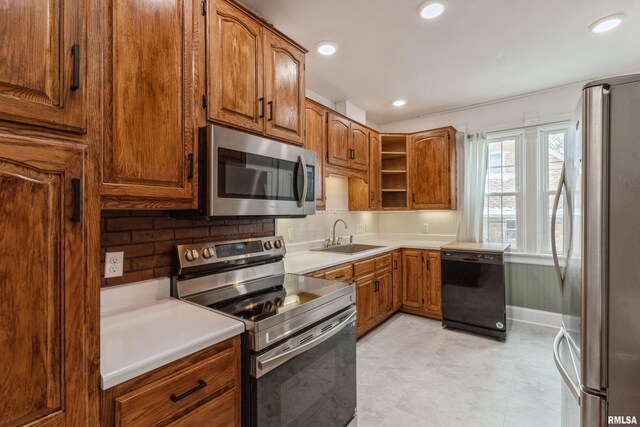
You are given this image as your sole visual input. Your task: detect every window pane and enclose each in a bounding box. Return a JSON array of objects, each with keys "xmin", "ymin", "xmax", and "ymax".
[
  {"xmin": 502, "ymin": 195, "xmax": 518, "ymax": 245},
  {"xmin": 501, "ymin": 139, "xmax": 517, "ymax": 167},
  {"xmin": 487, "ymin": 167, "xmax": 503, "ymax": 193},
  {"xmin": 502, "ymin": 166, "xmax": 517, "ymax": 193}
]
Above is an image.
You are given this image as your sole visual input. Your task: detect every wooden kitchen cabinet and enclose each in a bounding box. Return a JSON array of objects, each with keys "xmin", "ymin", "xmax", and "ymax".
[
  {"xmin": 355, "ymin": 273, "xmax": 376, "ymax": 336},
  {"xmin": 327, "ymin": 112, "xmax": 351, "ymax": 167},
  {"xmin": 410, "ymin": 127, "xmax": 457, "ymax": 210},
  {"xmin": 369, "ymin": 131, "xmax": 382, "ymax": 209},
  {"xmin": 206, "ymin": 0, "xmax": 306, "ymax": 146},
  {"xmin": 263, "ymin": 30, "xmax": 305, "ymax": 144},
  {"xmin": 402, "ymin": 249, "xmax": 442, "ymax": 319},
  {"xmin": 402, "ymin": 249, "xmax": 424, "ymax": 310},
  {"xmin": 327, "ymin": 112, "xmax": 370, "ymax": 175},
  {"xmin": 350, "ymin": 122, "xmax": 370, "ymax": 171},
  {"xmin": 392, "ymin": 251, "xmax": 403, "ymax": 310},
  {"xmin": 305, "ymin": 100, "xmax": 327, "ymax": 209},
  {"xmin": 101, "ymin": 336, "xmax": 241, "ymax": 427},
  {"xmin": 100, "ymin": 0, "xmax": 196, "ymax": 209},
  {"xmin": 348, "ymin": 177, "xmax": 370, "ymax": 211},
  {"xmin": 374, "ymin": 268, "xmax": 393, "ymax": 320},
  {"xmin": 0, "ymin": 136, "xmax": 93, "ymax": 426},
  {"xmin": 0, "ymin": 0, "xmax": 86, "ymax": 132}
]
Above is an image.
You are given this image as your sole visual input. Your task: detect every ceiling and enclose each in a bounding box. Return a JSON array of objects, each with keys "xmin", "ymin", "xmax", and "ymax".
[{"xmin": 239, "ymin": 0, "xmax": 640, "ymax": 125}]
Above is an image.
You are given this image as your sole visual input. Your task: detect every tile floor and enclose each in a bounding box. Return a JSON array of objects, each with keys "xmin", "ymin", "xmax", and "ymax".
[{"xmin": 356, "ymin": 313, "xmax": 560, "ymax": 427}]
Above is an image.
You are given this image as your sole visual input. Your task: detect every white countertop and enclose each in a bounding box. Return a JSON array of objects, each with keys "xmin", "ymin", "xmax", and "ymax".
[
  {"xmin": 440, "ymin": 241, "xmax": 511, "ymax": 253},
  {"xmin": 100, "ymin": 278, "xmax": 244, "ymax": 390},
  {"xmin": 284, "ymin": 236, "xmax": 450, "ymax": 274}
]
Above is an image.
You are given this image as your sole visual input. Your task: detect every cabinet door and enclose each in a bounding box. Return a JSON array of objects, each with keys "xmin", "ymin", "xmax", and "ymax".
[
  {"xmin": 348, "ymin": 177, "xmax": 369, "ymax": 211},
  {"xmin": 424, "ymin": 251, "xmax": 442, "ymax": 318},
  {"xmin": 0, "ymin": 0, "xmax": 85, "ymax": 131},
  {"xmin": 0, "ymin": 138, "xmax": 91, "ymax": 426},
  {"xmin": 327, "ymin": 113, "xmax": 350, "ymax": 167},
  {"xmin": 402, "ymin": 250, "xmax": 423, "ymax": 309},
  {"xmin": 263, "ymin": 30, "xmax": 305, "ymax": 145},
  {"xmin": 168, "ymin": 390, "xmax": 239, "ymax": 427},
  {"xmin": 392, "ymin": 251, "xmax": 402, "ymax": 310},
  {"xmin": 208, "ymin": 0, "xmax": 263, "ymax": 133},
  {"xmin": 101, "ymin": 0, "xmax": 195, "ymax": 208},
  {"xmin": 369, "ymin": 131, "xmax": 382, "ymax": 209},
  {"xmin": 375, "ymin": 269, "xmax": 393, "ymax": 320},
  {"xmin": 350, "ymin": 122, "xmax": 369, "ymax": 171},
  {"xmin": 356, "ymin": 273, "xmax": 375, "ymax": 336},
  {"xmin": 410, "ymin": 130, "xmax": 452, "ymax": 209},
  {"xmin": 305, "ymin": 101, "xmax": 326, "ymax": 209}
]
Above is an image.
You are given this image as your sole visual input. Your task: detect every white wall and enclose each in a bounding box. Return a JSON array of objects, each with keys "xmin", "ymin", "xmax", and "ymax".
[
  {"xmin": 377, "ymin": 211, "xmax": 458, "ymax": 236},
  {"xmin": 379, "ymin": 82, "xmax": 583, "ymax": 134}
]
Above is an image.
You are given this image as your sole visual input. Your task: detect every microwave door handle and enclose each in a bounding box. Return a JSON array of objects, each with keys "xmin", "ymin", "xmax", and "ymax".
[
  {"xmin": 297, "ymin": 155, "xmax": 308, "ymax": 208},
  {"xmin": 551, "ymin": 164, "xmax": 565, "ymax": 292}
]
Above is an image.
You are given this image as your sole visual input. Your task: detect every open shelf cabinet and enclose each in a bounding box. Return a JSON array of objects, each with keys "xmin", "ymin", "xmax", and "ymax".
[{"xmin": 380, "ymin": 134, "xmax": 409, "ymax": 209}]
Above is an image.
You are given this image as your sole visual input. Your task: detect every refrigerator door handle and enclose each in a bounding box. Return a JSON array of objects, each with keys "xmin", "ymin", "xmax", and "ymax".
[
  {"xmin": 554, "ymin": 327, "xmax": 581, "ymax": 403},
  {"xmin": 551, "ymin": 164, "xmax": 566, "ymax": 291}
]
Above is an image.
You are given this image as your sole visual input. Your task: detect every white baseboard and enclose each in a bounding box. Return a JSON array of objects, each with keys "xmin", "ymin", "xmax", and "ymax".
[{"xmin": 507, "ymin": 305, "xmax": 562, "ymax": 328}]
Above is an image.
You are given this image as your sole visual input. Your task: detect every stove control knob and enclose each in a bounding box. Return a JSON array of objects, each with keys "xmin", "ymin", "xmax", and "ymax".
[
  {"xmin": 202, "ymin": 247, "xmax": 214, "ymax": 259},
  {"xmin": 185, "ymin": 249, "xmax": 199, "ymax": 262},
  {"xmin": 264, "ymin": 241, "xmax": 273, "ymax": 250},
  {"xmin": 274, "ymin": 239, "xmax": 282, "ymax": 249}
]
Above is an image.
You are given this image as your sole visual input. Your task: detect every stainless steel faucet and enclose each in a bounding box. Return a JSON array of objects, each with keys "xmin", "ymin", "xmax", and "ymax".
[{"xmin": 332, "ymin": 219, "xmax": 347, "ymax": 245}]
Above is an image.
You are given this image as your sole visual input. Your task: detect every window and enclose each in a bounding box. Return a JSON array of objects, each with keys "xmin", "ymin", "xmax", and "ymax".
[
  {"xmin": 540, "ymin": 127, "xmax": 567, "ymax": 254},
  {"xmin": 483, "ymin": 134, "xmax": 522, "ymax": 250},
  {"xmin": 482, "ymin": 123, "xmax": 569, "ymax": 255}
]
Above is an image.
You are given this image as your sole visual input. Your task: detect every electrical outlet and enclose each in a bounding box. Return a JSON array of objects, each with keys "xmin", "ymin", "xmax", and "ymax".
[
  {"xmin": 422, "ymin": 223, "xmax": 430, "ymax": 234},
  {"xmin": 287, "ymin": 228, "xmax": 295, "ymax": 242},
  {"xmin": 104, "ymin": 251, "xmax": 124, "ymax": 278}
]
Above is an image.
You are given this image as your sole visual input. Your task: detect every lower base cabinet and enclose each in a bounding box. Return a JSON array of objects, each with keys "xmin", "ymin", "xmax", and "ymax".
[
  {"xmin": 402, "ymin": 249, "xmax": 442, "ymax": 319},
  {"xmin": 100, "ymin": 336, "xmax": 240, "ymax": 427},
  {"xmin": 307, "ymin": 248, "xmax": 435, "ymax": 338}
]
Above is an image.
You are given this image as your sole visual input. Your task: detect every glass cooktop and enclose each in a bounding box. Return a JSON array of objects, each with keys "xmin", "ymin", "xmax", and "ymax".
[{"xmin": 206, "ymin": 273, "xmax": 353, "ymax": 323}]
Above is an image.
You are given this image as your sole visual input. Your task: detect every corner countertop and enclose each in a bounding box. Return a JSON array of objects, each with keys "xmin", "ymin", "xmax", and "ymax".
[
  {"xmin": 284, "ymin": 235, "xmax": 453, "ymax": 274},
  {"xmin": 100, "ymin": 278, "xmax": 244, "ymax": 390},
  {"xmin": 440, "ymin": 241, "xmax": 511, "ymax": 253}
]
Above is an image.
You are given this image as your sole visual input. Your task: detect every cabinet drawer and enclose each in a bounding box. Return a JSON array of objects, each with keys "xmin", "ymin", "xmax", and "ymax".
[
  {"xmin": 323, "ymin": 265, "xmax": 353, "ymax": 283},
  {"xmin": 167, "ymin": 389, "xmax": 238, "ymax": 427},
  {"xmin": 115, "ymin": 346, "xmax": 238, "ymax": 427},
  {"xmin": 353, "ymin": 258, "xmax": 375, "ymax": 277},
  {"xmin": 375, "ymin": 254, "xmax": 392, "ymax": 270}
]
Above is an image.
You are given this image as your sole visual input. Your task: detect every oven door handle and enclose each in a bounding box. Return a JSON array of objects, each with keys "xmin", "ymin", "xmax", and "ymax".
[
  {"xmin": 256, "ymin": 309, "xmax": 356, "ymax": 376},
  {"xmin": 296, "ymin": 155, "xmax": 308, "ymax": 208}
]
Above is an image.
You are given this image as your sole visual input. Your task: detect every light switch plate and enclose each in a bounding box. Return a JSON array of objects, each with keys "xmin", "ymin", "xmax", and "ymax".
[
  {"xmin": 287, "ymin": 228, "xmax": 295, "ymax": 242},
  {"xmin": 104, "ymin": 251, "xmax": 124, "ymax": 278},
  {"xmin": 422, "ymin": 223, "xmax": 429, "ymax": 234}
]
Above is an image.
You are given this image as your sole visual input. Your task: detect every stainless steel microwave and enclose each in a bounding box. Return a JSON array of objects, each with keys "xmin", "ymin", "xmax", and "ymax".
[{"xmin": 198, "ymin": 125, "xmax": 316, "ymax": 217}]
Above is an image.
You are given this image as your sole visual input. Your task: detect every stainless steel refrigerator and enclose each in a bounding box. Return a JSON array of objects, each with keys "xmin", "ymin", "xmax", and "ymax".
[{"xmin": 552, "ymin": 74, "xmax": 640, "ymax": 427}]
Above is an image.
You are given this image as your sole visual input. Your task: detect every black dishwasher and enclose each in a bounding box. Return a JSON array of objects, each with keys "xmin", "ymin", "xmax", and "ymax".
[{"xmin": 441, "ymin": 250, "xmax": 507, "ymax": 341}]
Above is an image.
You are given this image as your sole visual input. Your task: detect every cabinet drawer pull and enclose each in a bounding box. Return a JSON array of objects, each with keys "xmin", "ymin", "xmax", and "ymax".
[
  {"xmin": 259, "ymin": 98, "xmax": 265, "ymax": 118},
  {"xmin": 394, "ymin": 260, "xmax": 398, "ymax": 270},
  {"xmin": 170, "ymin": 380, "xmax": 207, "ymax": 403},
  {"xmin": 71, "ymin": 43, "xmax": 80, "ymax": 90},
  {"xmin": 334, "ymin": 274, "xmax": 346, "ymax": 279},
  {"xmin": 71, "ymin": 178, "xmax": 82, "ymax": 222},
  {"xmin": 371, "ymin": 191, "xmax": 374, "ymax": 201},
  {"xmin": 187, "ymin": 154, "xmax": 194, "ymax": 180},
  {"xmin": 268, "ymin": 101, "xmax": 273, "ymax": 121}
]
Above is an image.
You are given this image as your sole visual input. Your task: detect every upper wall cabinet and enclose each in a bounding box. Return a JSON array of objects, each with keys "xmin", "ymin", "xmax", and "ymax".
[
  {"xmin": 101, "ymin": 0, "xmax": 196, "ymax": 209},
  {"xmin": 305, "ymin": 100, "xmax": 327, "ymax": 209},
  {"xmin": 409, "ymin": 127, "xmax": 457, "ymax": 210},
  {"xmin": 327, "ymin": 112, "xmax": 369, "ymax": 174},
  {"xmin": 0, "ymin": 0, "xmax": 85, "ymax": 132},
  {"xmin": 207, "ymin": 0, "xmax": 306, "ymax": 146}
]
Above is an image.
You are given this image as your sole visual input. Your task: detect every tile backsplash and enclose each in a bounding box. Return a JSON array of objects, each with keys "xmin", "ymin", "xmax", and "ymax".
[
  {"xmin": 277, "ymin": 210, "xmax": 379, "ymax": 244},
  {"xmin": 100, "ymin": 211, "xmax": 274, "ymax": 287}
]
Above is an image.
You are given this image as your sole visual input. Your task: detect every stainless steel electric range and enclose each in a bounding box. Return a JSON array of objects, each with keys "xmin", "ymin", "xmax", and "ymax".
[{"xmin": 172, "ymin": 236, "xmax": 357, "ymax": 427}]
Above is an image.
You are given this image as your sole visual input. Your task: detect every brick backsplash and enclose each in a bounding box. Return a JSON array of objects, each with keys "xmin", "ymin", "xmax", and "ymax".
[{"xmin": 100, "ymin": 210, "xmax": 274, "ymax": 287}]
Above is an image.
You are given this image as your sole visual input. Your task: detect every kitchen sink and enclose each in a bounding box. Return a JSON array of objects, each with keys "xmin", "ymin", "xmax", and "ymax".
[{"xmin": 311, "ymin": 244, "xmax": 384, "ymax": 254}]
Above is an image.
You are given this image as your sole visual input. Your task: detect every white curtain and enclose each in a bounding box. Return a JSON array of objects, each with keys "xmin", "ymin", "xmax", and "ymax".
[{"xmin": 457, "ymin": 132, "xmax": 488, "ymax": 242}]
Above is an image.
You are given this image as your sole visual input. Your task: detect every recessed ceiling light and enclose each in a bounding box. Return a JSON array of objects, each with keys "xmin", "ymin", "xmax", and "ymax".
[
  {"xmin": 392, "ymin": 99, "xmax": 407, "ymax": 107},
  {"xmin": 589, "ymin": 13, "xmax": 626, "ymax": 33},
  {"xmin": 417, "ymin": 1, "xmax": 446, "ymax": 19},
  {"xmin": 316, "ymin": 41, "xmax": 339, "ymax": 56}
]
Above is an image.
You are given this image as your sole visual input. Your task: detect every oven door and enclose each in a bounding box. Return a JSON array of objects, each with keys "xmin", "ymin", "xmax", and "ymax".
[
  {"xmin": 204, "ymin": 125, "xmax": 316, "ymax": 217},
  {"xmin": 248, "ymin": 307, "xmax": 357, "ymax": 427}
]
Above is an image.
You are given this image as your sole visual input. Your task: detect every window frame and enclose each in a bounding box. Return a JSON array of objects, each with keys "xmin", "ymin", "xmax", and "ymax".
[{"xmin": 483, "ymin": 131, "xmax": 525, "ymax": 251}]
